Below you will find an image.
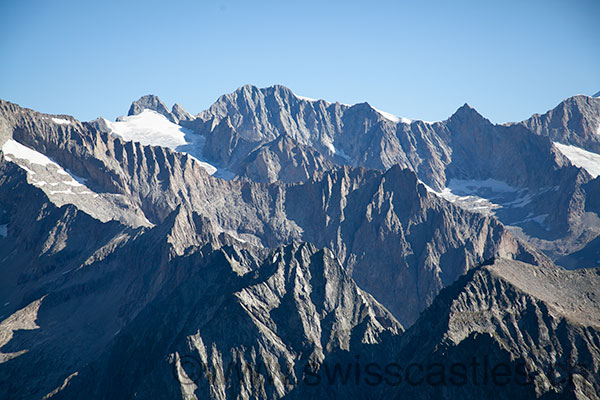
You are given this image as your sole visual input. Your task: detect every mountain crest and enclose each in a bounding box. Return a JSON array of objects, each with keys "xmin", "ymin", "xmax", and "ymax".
[
  {"xmin": 171, "ymin": 102, "xmax": 191, "ymax": 121},
  {"xmin": 450, "ymin": 102, "xmax": 484, "ymax": 119},
  {"xmin": 127, "ymin": 94, "xmax": 177, "ymax": 123}
]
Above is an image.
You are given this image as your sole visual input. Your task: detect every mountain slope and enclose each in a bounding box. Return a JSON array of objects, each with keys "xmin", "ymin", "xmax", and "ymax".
[
  {"xmin": 516, "ymin": 95, "xmax": 600, "ymax": 153},
  {"xmin": 164, "ymin": 86, "xmax": 600, "ymax": 266},
  {"xmin": 384, "ymin": 258, "xmax": 600, "ymax": 399},
  {"xmin": 1, "ymin": 87, "xmax": 600, "ymax": 400},
  {"xmin": 53, "ymin": 243, "xmax": 402, "ymax": 399},
  {"xmin": 0, "ymin": 99, "xmax": 543, "ymax": 326}
]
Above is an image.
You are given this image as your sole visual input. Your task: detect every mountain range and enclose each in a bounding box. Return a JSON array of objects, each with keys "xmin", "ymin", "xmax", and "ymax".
[{"xmin": 1, "ymin": 85, "xmax": 600, "ymax": 399}]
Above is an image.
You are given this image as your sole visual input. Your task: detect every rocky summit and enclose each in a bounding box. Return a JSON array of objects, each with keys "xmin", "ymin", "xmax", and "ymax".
[{"xmin": 1, "ymin": 85, "xmax": 600, "ymax": 399}]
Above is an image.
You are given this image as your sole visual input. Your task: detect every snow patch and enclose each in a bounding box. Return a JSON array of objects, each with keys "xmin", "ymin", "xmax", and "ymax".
[
  {"xmin": 371, "ymin": 106, "xmax": 413, "ymax": 125},
  {"xmin": 3, "ymin": 139, "xmax": 58, "ymax": 167},
  {"xmin": 424, "ymin": 178, "xmax": 532, "ymax": 215},
  {"xmin": 554, "ymin": 142, "xmax": 600, "ymax": 178},
  {"xmin": 372, "ymin": 107, "xmax": 400, "ymax": 123},
  {"xmin": 295, "ymin": 94, "xmax": 318, "ymax": 102},
  {"xmin": 323, "ymin": 139, "xmax": 336, "ymax": 154},
  {"xmin": 103, "ymin": 110, "xmax": 222, "ymax": 177},
  {"xmin": 512, "ymin": 214, "xmax": 550, "ymax": 230},
  {"xmin": 334, "ymin": 147, "xmax": 351, "ymax": 161},
  {"xmin": 2, "ymin": 140, "xmax": 86, "ymax": 187},
  {"xmin": 105, "ymin": 110, "xmax": 194, "ymax": 151},
  {"xmin": 322, "ymin": 139, "xmax": 351, "ymax": 161},
  {"xmin": 65, "ymin": 170, "xmax": 87, "ymax": 186},
  {"xmin": 51, "ymin": 118, "xmax": 71, "ymax": 125}
]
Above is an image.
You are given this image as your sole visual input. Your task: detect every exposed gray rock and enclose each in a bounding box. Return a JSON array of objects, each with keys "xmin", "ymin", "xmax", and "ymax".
[
  {"xmin": 171, "ymin": 103, "xmax": 192, "ymax": 122},
  {"xmin": 515, "ymin": 95, "xmax": 600, "ymax": 153},
  {"xmin": 127, "ymin": 94, "xmax": 178, "ymax": 123},
  {"xmin": 1, "ymin": 99, "xmax": 541, "ymax": 326},
  {"xmin": 2, "ymin": 88, "xmax": 600, "ymax": 400},
  {"xmin": 187, "ymin": 86, "xmax": 600, "ymax": 267},
  {"xmin": 53, "ymin": 242, "xmax": 402, "ymax": 399},
  {"xmin": 380, "ymin": 258, "xmax": 600, "ymax": 399},
  {"xmin": 238, "ymin": 135, "xmax": 334, "ymax": 184}
]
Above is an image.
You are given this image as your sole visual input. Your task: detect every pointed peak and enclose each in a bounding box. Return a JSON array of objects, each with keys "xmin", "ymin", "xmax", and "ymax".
[
  {"xmin": 449, "ymin": 102, "xmax": 486, "ymax": 122},
  {"xmin": 458, "ymin": 102, "xmax": 475, "ymax": 112},
  {"xmin": 171, "ymin": 103, "xmax": 192, "ymax": 121},
  {"xmin": 128, "ymin": 94, "xmax": 166, "ymax": 114},
  {"xmin": 128, "ymin": 94, "xmax": 177, "ymax": 123},
  {"xmin": 349, "ymin": 101, "xmax": 374, "ymax": 111}
]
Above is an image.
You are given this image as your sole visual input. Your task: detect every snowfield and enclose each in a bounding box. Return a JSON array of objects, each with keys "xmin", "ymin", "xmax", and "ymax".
[
  {"xmin": 554, "ymin": 142, "xmax": 600, "ymax": 178},
  {"xmin": 3, "ymin": 139, "xmax": 92, "ymax": 189},
  {"xmin": 103, "ymin": 110, "xmax": 224, "ymax": 176}
]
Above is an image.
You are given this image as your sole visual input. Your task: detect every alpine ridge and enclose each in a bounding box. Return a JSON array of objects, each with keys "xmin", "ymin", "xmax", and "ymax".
[{"xmin": 1, "ymin": 85, "xmax": 600, "ymax": 399}]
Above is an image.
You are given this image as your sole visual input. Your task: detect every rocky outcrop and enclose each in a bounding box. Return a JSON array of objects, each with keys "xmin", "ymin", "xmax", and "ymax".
[
  {"xmin": 516, "ymin": 95, "xmax": 600, "ymax": 153},
  {"xmin": 127, "ymin": 94, "xmax": 178, "ymax": 123},
  {"xmin": 53, "ymin": 243, "xmax": 402, "ymax": 399},
  {"xmin": 171, "ymin": 103, "xmax": 192, "ymax": 122},
  {"xmin": 238, "ymin": 135, "xmax": 334, "ymax": 184},
  {"xmin": 381, "ymin": 258, "xmax": 600, "ymax": 399},
  {"xmin": 182, "ymin": 86, "xmax": 600, "ymax": 267},
  {"xmin": 2, "ymin": 88, "xmax": 600, "ymax": 399},
  {"xmin": 0, "ymin": 99, "xmax": 542, "ymax": 326}
]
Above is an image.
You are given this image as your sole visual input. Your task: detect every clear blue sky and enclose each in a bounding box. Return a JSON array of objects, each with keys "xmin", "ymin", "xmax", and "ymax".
[{"xmin": 1, "ymin": 0, "xmax": 598, "ymax": 123}]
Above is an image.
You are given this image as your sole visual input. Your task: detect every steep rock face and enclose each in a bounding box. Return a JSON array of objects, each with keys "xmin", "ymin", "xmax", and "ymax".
[
  {"xmin": 0, "ymin": 161, "xmax": 137, "ymax": 311},
  {"xmin": 384, "ymin": 258, "xmax": 600, "ymax": 399},
  {"xmin": 1, "ymin": 91, "xmax": 600, "ymax": 400},
  {"xmin": 195, "ymin": 85, "xmax": 449, "ymax": 188},
  {"xmin": 172, "ymin": 102, "xmax": 192, "ymax": 122},
  {"xmin": 0, "ymin": 164, "xmax": 146, "ymax": 399},
  {"xmin": 0, "ymin": 185, "xmax": 263, "ymax": 399},
  {"xmin": 0, "ymin": 99, "xmax": 542, "ymax": 327},
  {"xmin": 53, "ymin": 243, "xmax": 402, "ymax": 400},
  {"xmin": 203, "ymin": 117, "xmax": 257, "ymax": 168},
  {"xmin": 445, "ymin": 104, "xmax": 569, "ymax": 189},
  {"xmin": 238, "ymin": 135, "xmax": 334, "ymax": 184},
  {"xmin": 127, "ymin": 94, "xmax": 178, "ymax": 123},
  {"xmin": 198, "ymin": 84, "xmax": 347, "ymax": 144},
  {"xmin": 517, "ymin": 95, "xmax": 600, "ymax": 153},
  {"xmin": 284, "ymin": 165, "xmax": 541, "ymax": 325},
  {"xmin": 180, "ymin": 87, "xmax": 600, "ymax": 266},
  {"xmin": 124, "ymin": 88, "xmax": 598, "ymax": 258},
  {"xmin": 192, "ymin": 86, "xmax": 584, "ymax": 193}
]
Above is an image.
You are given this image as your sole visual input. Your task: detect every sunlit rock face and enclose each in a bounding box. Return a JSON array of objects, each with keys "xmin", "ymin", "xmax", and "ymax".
[{"xmin": 1, "ymin": 89, "xmax": 600, "ymax": 399}]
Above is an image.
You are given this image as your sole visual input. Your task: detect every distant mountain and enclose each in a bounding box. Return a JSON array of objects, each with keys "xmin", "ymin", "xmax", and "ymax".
[
  {"xmin": 123, "ymin": 86, "xmax": 600, "ymax": 266},
  {"xmin": 1, "ymin": 99, "xmax": 537, "ymax": 326},
  {"xmin": 515, "ymin": 95, "xmax": 600, "ymax": 153},
  {"xmin": 1, "ymin": 86, "xmax": 600, "ymax": 399}
]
